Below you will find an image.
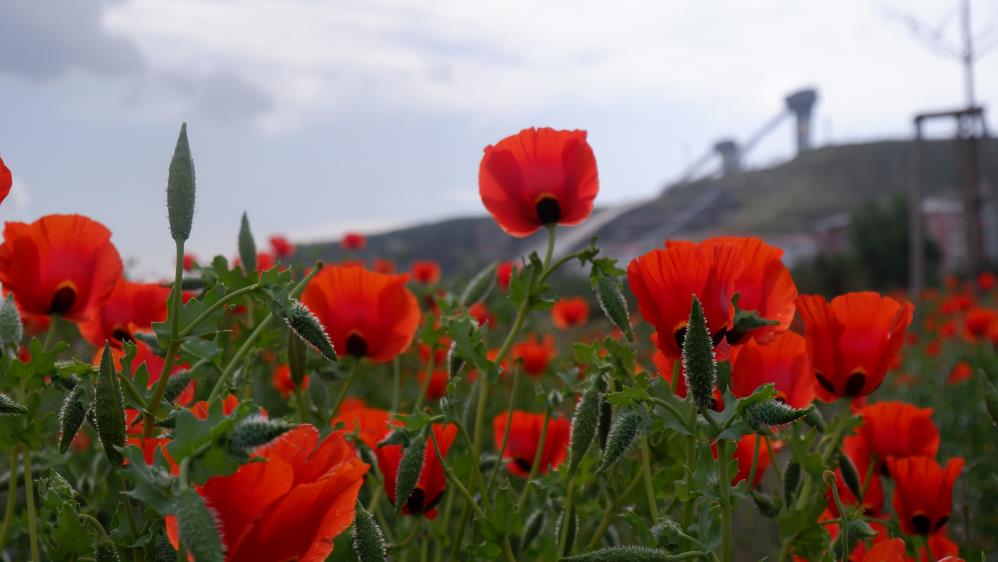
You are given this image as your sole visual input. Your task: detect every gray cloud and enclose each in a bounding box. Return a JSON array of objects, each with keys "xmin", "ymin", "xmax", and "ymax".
[
  {"xmin": 162, "ymin": 71, "xmax": 274, "ymax": 127},
  {"xmin": 0, "ymin": 0, "xmax": 143, "ymax": 79}
]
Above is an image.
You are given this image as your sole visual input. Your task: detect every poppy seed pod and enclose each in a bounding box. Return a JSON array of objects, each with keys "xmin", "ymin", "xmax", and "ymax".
[{"xmin": 167, "ymin": 123, "xmax": 196, "ymax": 243}]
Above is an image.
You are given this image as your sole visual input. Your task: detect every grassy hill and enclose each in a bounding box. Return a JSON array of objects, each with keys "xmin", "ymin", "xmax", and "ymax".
[{"xmin": 295, "ymin": 138, "xmax": 996, "ymax": 275}]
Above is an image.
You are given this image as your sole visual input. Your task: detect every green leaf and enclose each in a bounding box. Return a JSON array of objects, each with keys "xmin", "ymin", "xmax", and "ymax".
[
  {"xmin": 37, "ymin": 470, "xmax": 95, "ymax": 561},
  {"xmin": 153, "ymin": 284, "xmax": 228, "ymax": 344}
]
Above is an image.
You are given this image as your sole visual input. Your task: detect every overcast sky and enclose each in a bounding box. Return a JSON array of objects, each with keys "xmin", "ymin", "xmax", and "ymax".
[{"xmin": 3, "ymin": 0, "xmax": 998, "ymax": 278}]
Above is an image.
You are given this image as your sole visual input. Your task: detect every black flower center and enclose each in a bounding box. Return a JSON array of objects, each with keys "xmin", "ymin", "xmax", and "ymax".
[
  {"xmin": 535, "ymin": 197, "xmax": 562, "ymax": 225},
  {"xmin": 844, "ymin": 372, "xmax": 866, "ymax": 397},
  {"xmin": 112, "ymin": 327, "xmax": 132, "ymax": 343},
  {"xmin": 514, "ymin": 457, "xmax": 534, "ymax": 473},
  {"xmin": 912, "ymin": 513, "xmax": 932, "ymax": 535},
  {"xmin": 404, "ymin": 487, "xmax": 444, "ymax": 515},
  {"xmin": 346, "ymin": 333, "xmax": 368, "ymax": 358},
  {"xmin": 815, "ymin": 372, "xmax": 836, "ymax": 395},
  {"xmin": 50, "ymin": 285, "xmax": 77, "ymax": 315}
]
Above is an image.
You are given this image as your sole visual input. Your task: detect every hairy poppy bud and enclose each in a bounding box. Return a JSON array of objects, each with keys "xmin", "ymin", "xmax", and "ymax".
[
  {"xmin": 804, "ymin": 406, "xmax": 827, "ymax": 432},
  {"xmin": 751, "ymin": 490, "xmax": 781, "ymax": 517},
  {"xmin": 593, "ymin": 276, "xmax": 633, "ymax": 342},
  {"xmin": 238, "ymin": 212, "xmax": 257, "ymax": 274},
  {"xmin": 832, "ymin": 519, "xmax": 877, "ymax": 560},
  {"xmin": 568, "ymin": 382, "xmax": 601, "ymax": 474},
  {"xmin": 351, "ymin": 503, "xmax": 387, "ymax": 562},
  {"xmin": 745, "ymin": 401, "xmax": 812, "ymax": 432},
  {"xmin": 521, "ymin": 508, "xmax": 546, "ymax": 553},
  {"xmin": 650, "ymin": 517, "xmax": 684, "ymax": 549},
  {"xmin": 167, "ymin": 123, "xmax": 196, "ymax": 242},
  {"xmin": 596, "ymin": 408, "xmax": 644, "ymax": 475},
  {"xmin": 0, "ymin": 294, "xmax": 23, "ymax": 354},
  {"xmin": 95, "ymin": 540, "xmax": 121, "ymax": 562},
  {"xmin": 287, "ymin": 330, "xmax": 307, "ymax": 386},
  {"xmin": 59, "ymin": 383, "xmax": 91, "ymax": 452},
  {"xmin": 784, "ymin": 462, "xmax": 801, "ymax": 506},
  {"xmin": 283, "ymin": 300, "xmax": 337, "ymax": 361},
  {"xmin": 563, "ymin": 546, "xmax": 678, "ymax": 562},
  {"xmin": 682, "ymin": 296, "xmax": 715, "ymax": 412},
  {"xmin": 459, "ymin": 262, "xmax": 497, "ymax": 306},
  {"xmin": 95, "ymin": 342, "xmax": 126, "ymax": 466},
  {"xmin": 394, "ymin": 430, "xmax": 427, "ymax": 515},
  {"xmin": 0, "ymin": 392, "xmax": 27, "ymax": 416},
  {"xmin": 175, "ymin": 487, "xmax": 226, "ymax": 562},
  {"xmin": 838, "ymin": 452, "xmax": 863, "ymax": 503},
  {"xmin": 163, "ymin": 370, "xmax": 193, "ymax": 404},
  {"xmin": 226, "ymin": 415, "xmax": 295, "ymax": 456}
]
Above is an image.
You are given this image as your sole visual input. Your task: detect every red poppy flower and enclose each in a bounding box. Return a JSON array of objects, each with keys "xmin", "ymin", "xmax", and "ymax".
[
  {"xmin": 418, "ymin": 370, "xmax": 449, "ymax": 400},
  {"xmin": 925, "ymin": 340, "xmax": 942, "ymax": 358},
  {"xmin": 272, "ymin": 364, "xmax": 309, "ymax": 400},
  {"xmin": 947, "ymin": 361, "xmax": 972, "ymax": 384},
  {"xmin": 479, "ymin": 127, "xmax": 599, "ymax": 237},
  {"xmin": 493, "ymin": 411, "xmax": 570, "ymax": 477},
  {"xmin": 551, "ymin": 297, "xmax": 590, "ymax": 329},
  {"xmin": 341, "ymin": 232, "xmax": 366, "ymax": 251},
  {"xmin": 940, "ymin": 294, "xmax": 973, "ymax": 315},
  {"xmin": 376, "ymin": 423, "xmax": 457, "ymax": 518},
  {"xmin": 978, "ymin": 271, "xmax": 997, "ymax": 292},
  {"xmin": 963, "ymin": 307, "xmax": 997, "ymax": 341},
  {"xmin": 331, "ymin": 400, "xmax": 397, "ymax": 449},
  {"xmin": 861, "ymin": 538, "xmax": 907, "ymax": 562},
  {"xmin": 858, "ymin": 401, "xmax": 939, "ymax": 471},
  {"xmin": 512, "ymin": 335, "xmax": 556, "ymax": 377},
  {"xmin": 827, "ymin": 435, "xmax": 884, "ymax": 517},
  {"xmin": 730, "ymin": 434, "xmax": 779, "ymax": 487},
  {"xmin": 888, "ymin": 456, "xmax": 964, "ymax": 536},
  {"xmin": 182, "ymin": 253, "xmax": 197, "ymax": 271},
  {"xmin": 373, "ymin": 259, "xmax": 396, "ymax": 274},
  {"xmin": 796, "ymin": 292, "xmax": 914, "ymax": 401},
  {"xmin": 268, "ymin": 235, "xmax": 295, "ymax": 259},
  {"xmin": 410, "ymin": 260, "xmax": 441, "ymax": 285},
  {"xmin": 730, "ymin": 331, "xmax": 813, "ymax": 409},
  {"xmin": 468, "ymin": 302, "xmax": 494, "ymax": 328},
  {"xmin": 77, "ymin": 280, "xmax": 171, "ymax": 348},
  {"xmin": 497, "ymin": 262, "xmax": 514, "ymax": 291},
  {"xmin": 302, "ymin": 265, "xmax": 420, "ymax": 362},
  {"xmin": 627, "ymin": 240, "xmax": 744, "ymax": 359},
  {"xmin": 700, "ymin": 237, "xmax": 797, "ymax": 344},
  {"xmin": 166, "ymin": 425, "xmax": 368, "ymax": 562},
  {"xmin": 0, "ymin": 214, "xmax": 123, "ymax": 322},
  {"xmin": 0, "ymin": 157, "xmax": 11, "ymax": 205},
  {"xmin": 922, "ymin": 532, "xmax": 961, "ymax": 561}
]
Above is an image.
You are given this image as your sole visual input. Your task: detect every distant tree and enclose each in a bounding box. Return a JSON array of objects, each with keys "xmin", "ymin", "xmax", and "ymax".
[{"xmin": 848, "ymin": 194, "xmax": 940, "ymax": 290}]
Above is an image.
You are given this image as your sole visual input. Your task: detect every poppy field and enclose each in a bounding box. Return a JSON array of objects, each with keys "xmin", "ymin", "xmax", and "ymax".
[{"xmin": 0, "ymin": 125, "xmax": 996, "ymax": 562}]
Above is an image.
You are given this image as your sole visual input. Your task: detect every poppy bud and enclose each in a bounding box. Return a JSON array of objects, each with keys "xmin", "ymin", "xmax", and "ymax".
[
  {"xmin": 95, "ymin": 540, "xmax": 120, "ymax": 562},
  {"xmin": 983, "ymin": 376, "xmax": 998, "ymax": 427},
  {"xmin": 163, "ymin": 370, "xmax": 193, "ymax": 404},
  {"xmin": 804, "ymin": 406, "xmax": 827, "ymax": 432},
  {"xmin": 682, "ymin": 296, "xmax": 715, "ymax": 412},
  {"xmin": 521, "ymin": 508, "xmax": 546, "ymax": 553},
  {"xmin": 95, "ymin": 342, "xmax": 126, "ymax": 466},
  {"xmin": 0, "ymin": 392, "xmax": 27, "ymax": 416},
  {"xmin": 287, "ymin": 330, "xmax": 307, "ymax": 386},
  {"xmin": 838, "ymin": 452, "xmax": 864, "ymax": 504},
  {"xmin": 562, "ymin": 546, "xmax": 676, "ymax": 562},
  {"xmin": 59, "ymin": 383, "xmax": 91, "ymax": 452},
  {"xmin": 175, "ymin": 487, "xmax": 226, "ymax": 562},
  {"xmin": 751, "ymin": 490, "xmax": 781, "ymax": 517},
  {"xmin": 0, "ymin": 294, "xmax": 23, "ymax": 354},
  {"xmin": 226, "ymin": 415, "xmax": 295, "ymax": 457},
  {"xmin": 831, "ymin": 519, "xmax": 877, "ymax": 560},
  {"xmin": 283, "ymin": 300, "xmax": 337, "ymax": 361},
  {"xmin": 650, "ymin": 517, "xmax": 683, "ymax": 549},
  {"xmin": 596, "ymin": 408, "xmax": 644, "ymax": 475},
  {"xmin": 393, "ymin": 430, "xmax": 428, "ymax": 515},
  {"xmin": 568, "ymin": 382, "xmax": 601, "ymax": 475},
  {"xmin": 593, "ymin": 276, "xmax": 633, "ymax": 342},
  {"xmin": 238, "ymin": 212, "xmax": 257, "ymax": 275},
  {"xmin": 459, "ymin": 263, "xmax": 497, "ymax": 306},
  {"xmin": 166, "ymin": 123, "xmax": 196, "ymax": 243},
  {"xmin": 351, "ymin": 503, "xmax": 387, "ymax": 562},
  {"xmin": 554, "ymin": 503, "xmax": 577, "ymax": 556},
  {"xmin": 745, "ymin": 401, "xmax": 812, "ymax": 433},
  {"xmin": 784, "ymin": 462, "xmax": 801, "ymax": 506}
]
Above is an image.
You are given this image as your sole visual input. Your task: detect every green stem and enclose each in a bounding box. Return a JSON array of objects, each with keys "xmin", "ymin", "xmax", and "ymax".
[
  {"xmin": 584, "ymin": 489, "xmax": 616, "ymax": 551},
  {"xmin": 640, "ymin": 437, "xmax": 660, "ymax": 524},
  {"xmin": 0, "ymin": 448, "xmax": 19, "ymax": 551},
  {"xmin": 650, "ymin": 397, "xmax": 693, "ymax": 431},
  {"xmin": 557, "ymin": 475, "xmax": 577, "ymax": 557},
  {"xmin": 516, "ymin": 405, "xmax": 551, "ymax": 512},
  {"xmin": 21, "ymin": 445, "xmax": 39, "ymax": 562},
  {"xmin": 716, "ymin": 440, "xmax": 732, "ymax": 562},
  {"xmin": 827, "ymin": 472, "xmax": 848, "ymax": 562},
  {"xmin": 391, "ymin": 357, "xmax": 402, "ymax": 412},
  {"xmin": 746, "ymin": 435, "xmax": 762, "ymax": 489},
  {"xmin": 329, "ymin": 361, "xmax": 359, "ymax": 418},
  {"xmin": 116, "ymin": 473, "xmax": 142, "ymax": 562},
  {"xmin": 413, "ymin": 343, "xmax": 437, "ymax": 411},
  {"xmin": 143, "ymin": 239, "xmax": 185, "ymax": 439},
  {"xmin": 43, "ymin": 317, "xmax": 60, "ymax": 351},
  {"xmin": 486, "ymin": 370, "xmax": 520, "ymax": 494}
]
